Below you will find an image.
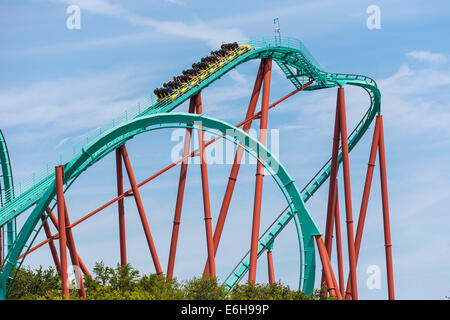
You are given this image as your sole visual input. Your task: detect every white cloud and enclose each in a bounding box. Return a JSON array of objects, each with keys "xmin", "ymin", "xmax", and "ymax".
[
  {"xmin": 17, "ymin": 30, "xmax": 159, "ymax": 55},
  {"xmin": 378, "ymin": 63, "xmax": 450, "ymax": 136},
  {"xmin": 165, "ymin": 0, "xmax": 186, "ymax": 6},
  {"xmin": 0, "ymin": 67, "xmax": 149, "ymax": 136},
  {"xmin": 406, "ymin": 51, "xmax": 446, "ymax": 63},
  {"xmin": 52, "ymin": 0, "xmax": 245, "ymax": 48}
]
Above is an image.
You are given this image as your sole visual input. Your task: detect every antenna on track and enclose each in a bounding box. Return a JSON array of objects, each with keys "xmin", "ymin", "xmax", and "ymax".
[{"xmin": 273, "ymin": 18, "xmax": 281, "ymax": 45}]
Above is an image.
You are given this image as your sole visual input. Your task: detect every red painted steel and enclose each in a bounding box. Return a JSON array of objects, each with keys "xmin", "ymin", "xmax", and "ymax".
[
  {"xmin": 315, "ymin": 235, "xmax": 341, "ymax": 299},
  {"xmin": 46, "ymin": 208, "xmax": 90, "ymax": 277},
  {"xmin": 337, "ymin": 87, "xmax": 358, "ymax": 300},
  {"xmin": 40, "ymin": 215, "xmax": 61, "ymax": 275},
  {"xmin": 267, "ymin": 249, "xmax": 275, "ymax": 284},
  {"xmin": 55, "ymin": 165, "xmax": 69, "ymax": 299},
  {"xmin": 249, "ymin": 58, "xmax": 272, "ymax": 284},
  {"xmin": 116, "ymin": 149, "xmax": 127, "ymax": 267},
  {"xmin": 345, "ymin": 116, "xmax": 380, "ymax": 299},
  {"xmin": 377, "ymin": 116, "xmax": 395, "ymax": 300},
  {"xmin": 321, "ymin": 93, "xmax": 341, "ymax": 287},
  {"xmin": 63, "ymin": 202, "xmax": 86, "ymax": 298},
  {"xmin": 119, "ymin": 145, "xmax": 163, "ymax": 275},
  {"xmin": 194, "ymin": 93, "xmax": 216, "ymax": 278},
  {"xmin": 167, "ymin": 98, "xmax": 196, "ymax": 279},
  {"xmin": 334, "ymin": 182, "xmax": 345, "ymax": 297}
]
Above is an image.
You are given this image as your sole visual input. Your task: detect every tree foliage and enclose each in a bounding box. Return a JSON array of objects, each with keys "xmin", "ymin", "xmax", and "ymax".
[{"xmin": 7, "ymin": 262, "xmax": 331, "ymax": 300}]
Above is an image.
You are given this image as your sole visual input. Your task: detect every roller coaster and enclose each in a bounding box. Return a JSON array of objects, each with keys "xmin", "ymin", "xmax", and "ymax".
[{"xmin": 0, "ymin": 36, "xmax": 394, "ymax": 300}]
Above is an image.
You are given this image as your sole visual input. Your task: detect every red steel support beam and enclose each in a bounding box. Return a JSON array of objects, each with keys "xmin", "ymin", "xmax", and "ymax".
[
  {"xmin": 167, "ymin": 98, "xmax": 196, "ymax": 279},
  {"xmin": 249, "ymin": 58, "xmax": 272, "ymax": 284},
  {"xmin": 377, "ymin": 116, "xmax": 395, "ymax": 300},
  {"xmin": 116, "ymin": 149, "xmax": 127, "ymax": 267},
  {"xmin": 46, "ymin": 208, "xmax": 90, "ymax": 277},
  {"xmin": 63, "ymin": 202, "xmax": 86, "ymax": 298},
  {"xmin": 55, "ymin": 165, "xmax": 69, "ymax": 299},
  {"xmin": 333, "ymin": 182, "xmax": 345, "ymax": 297},
  {"xmin": 337, "ymin": 87, "xmax": 358, "ymax": 300},
  {"xmin": 344, "ymin": 116, "xmax": 380, "ymax": 298},
  {"xmin": 40, "ymin": 215, "xmax": 61, "ymax": 275},
  {"xmin": 267, "ymin": 248, "xmax": 275, "ymax": 285},
  {"xmin": 119, "ymin": 144, "xmax": 163, "ymax": 275},
  {"xmin": 315, "ymin": 235, "xmax": 341, "ymax": 299},
  {"xmin": 321, "ymin": 92, "xmax": 341, "ymax": 288},
  {"xmin": 355, "ymin": 118, "xmax": 380, "ymax": 258},
  {"xmin": 195, "ymin": 93, "xmax": 216, "ymax": 278}
]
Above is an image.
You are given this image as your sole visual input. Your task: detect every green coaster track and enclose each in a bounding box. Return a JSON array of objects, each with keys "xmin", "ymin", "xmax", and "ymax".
[{"xmin": 0, "ymin": 36, "xmax": 380, "ymax": 299}]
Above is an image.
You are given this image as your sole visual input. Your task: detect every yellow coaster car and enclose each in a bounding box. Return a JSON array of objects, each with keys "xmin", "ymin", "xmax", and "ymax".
[{"xmin": 154, "ymin": 42, "xmax": 252, "ymax": 102}]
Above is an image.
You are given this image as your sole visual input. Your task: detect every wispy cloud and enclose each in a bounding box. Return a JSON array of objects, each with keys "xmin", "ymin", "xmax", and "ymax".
[
  {"xmin": 52, "ymin": 0, "xmax": 245, "ymax": 47},
  {"xmin": 165, "ymin": 0, "xmax": 186, "ymax": 6},
  {"xmin": 17, "ymin": 30, "xmax": 159, "ymax": 55},
  {"xmin": 406, "ymin": 51, "xmax": 446, "ymax": 63},
  {"xmin": 0, "ymin": 67, "xmax": 149, "ymax": 136}
]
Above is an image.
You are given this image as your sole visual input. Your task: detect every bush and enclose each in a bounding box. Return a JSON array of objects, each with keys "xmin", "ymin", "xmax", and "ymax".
[
  {"xmin": 6, "ymin": 262, "xmax": 331, "ymax": 300},
  {"xmin": 8, "ymin": 266, "xmax": 60, "ymax": 300}
]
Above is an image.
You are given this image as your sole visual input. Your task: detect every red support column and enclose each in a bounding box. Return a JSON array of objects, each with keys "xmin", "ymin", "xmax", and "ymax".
[
  {"xmin": 334, "ymin": 182, "xmax": 345, "ymax": 297},
  {"xmin": 321, "ymin": 93, "xmax": 341, "ymax": 288},
  {"xmin": 116, "ymin": 149, "xmax": 127, "ymax": 267},
  {"xmin": 46, "ymin": 208, "xmax": 90, "ymax": 277},
  {"xmin": 249, "ymin": 58, "xmax": 272, "ymax": 284},
  {"xmin": 337, "ymin": 87, "xmax": 358, "ymax": 300},
  {"xmin": 40, "ymin": 215, "xmax": 61, "ymax": 275},
  {"xmin": 355, "ymin": 118, "xmax": 380, "ymax": 257},
  {"xmin": 315, "ymin": 235, "xmax": 341, "ymax": 299},
  {"xmin": 267, "ymin": 247, "xmax": 275, "ymax": 285},
  {"xmin": 119, "ymin": 144, "xmax": 163, "ymax": 275},
  {"xmin": 63, "ymin": 202, "xmax": 86, "ymax": 298},
  {"xmin": 344, "ymin": 116, "xmax": 381, "ymax": 299},
  {"xmin": 195, "ymin": 93, "xmax": 216, "ymax": 278},
  {"xmin": 204, "ymin": 60, "xmax": 266, "ymax": 274},
  {"xmin": 55, "ymin": 165, "xmax": 69, "ymax": 299},
  {"xmin": 167, "ymin": 98, "xmax": 196, "ymax": 279},
  {"xmin": 377, "ymin": 116, "xmax": 395, "ymax": 300}
]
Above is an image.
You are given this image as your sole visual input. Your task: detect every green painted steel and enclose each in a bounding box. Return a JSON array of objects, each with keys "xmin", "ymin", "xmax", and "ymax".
[
  {"xmin": 0, "ymin": 36, "xmax": 380, "ymax": 298},
  {"xmin": 0, "ymin": 130, "xmax": 16, "ymax": 256},
  {"xmin": 0, "ymin": 113, "xmax": 321, "ymax": 298}
]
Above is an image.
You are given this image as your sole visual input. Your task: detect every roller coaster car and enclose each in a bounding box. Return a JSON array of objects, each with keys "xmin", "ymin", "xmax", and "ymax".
[
  {"xmin": 237, "ymin": 45, "xmax": 251, "ymax": 55},
  {"xmin": 211, "ymin": 49, "xmax": 228, "ymax": 57},
  {"xmin": 210, "ymin": 50, "xmax": 228, "ymax": 67},
  {"xmin": 173, "ymin": 75, "xmax": 190, "ymax": 94},
  {"xmin": 192, "ymin": 62, "xmax": 209, "ymax": 80},
  {"xmin": 201, "ymin": 56, "xmax": 220, "ymax": 73},
  {"xmin": 154, "ymin": 87, "xmax": 171, "ymax": 102},
  {"xmin": 154, "ymin": 42, "xmax": 252, "ymax": 102},
  {"xmin": 220, "ymin": 42, "xmax": 239, "ymax": 51}
]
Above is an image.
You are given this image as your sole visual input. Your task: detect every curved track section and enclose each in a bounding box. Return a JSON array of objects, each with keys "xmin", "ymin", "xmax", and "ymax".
[
  {"xmin": 0, "ymin": 130, "xmax": 15, "ymax": 255},
  {"xmin": 0, "ymin": 36, "xmax": 380, "ymax": 297}
]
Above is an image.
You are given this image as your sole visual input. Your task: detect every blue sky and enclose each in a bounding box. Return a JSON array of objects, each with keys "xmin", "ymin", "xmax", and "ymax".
[{"xmin": 1, "ymin": 0, "xmax": 449, "ymax": 299}]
